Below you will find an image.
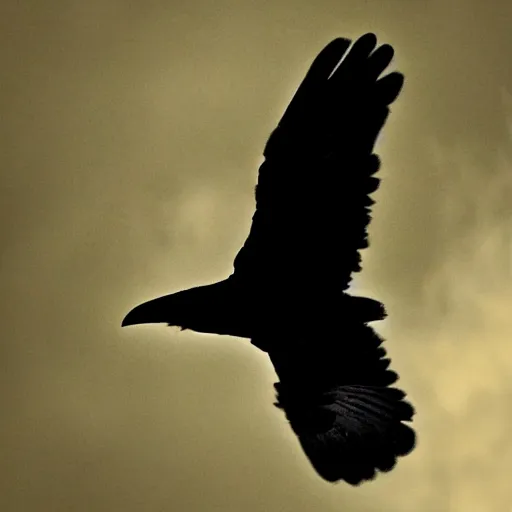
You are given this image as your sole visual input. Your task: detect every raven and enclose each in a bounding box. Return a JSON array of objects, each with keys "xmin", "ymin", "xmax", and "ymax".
[{"xmin": 122, "ymin": 33, "xmax": 416, "ymax": 485}]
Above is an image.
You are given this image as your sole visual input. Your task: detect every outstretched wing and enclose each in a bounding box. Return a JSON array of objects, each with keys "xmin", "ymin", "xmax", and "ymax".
[
  {"xmin": 232, "ymin": 33, "xmax": 403, "ymax": 294},
  {"xmin": 261, "ymin": 319, "xmax": 415, "ymax": 484},
  {"xmin": 245, "ymin": 34, "xmax": 415, "ymax": 484}
]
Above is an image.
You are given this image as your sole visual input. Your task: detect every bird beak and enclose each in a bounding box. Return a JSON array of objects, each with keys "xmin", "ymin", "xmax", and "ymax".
[
  {"xmin": 120, "ymin": 278, "xmax": 249, "ymax": 337},
  {"xmin": 121, "ymin": 295, "xmax": 175, "ymax": 327}
]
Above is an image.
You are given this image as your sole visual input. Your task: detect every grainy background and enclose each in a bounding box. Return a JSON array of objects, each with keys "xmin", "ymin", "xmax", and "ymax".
[{"xmin": 2, "ymin": 1, "xmax": 512, "ymax": 510}]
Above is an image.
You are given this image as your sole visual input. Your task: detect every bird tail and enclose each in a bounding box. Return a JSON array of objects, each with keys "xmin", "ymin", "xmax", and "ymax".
[
  {"xmin": 273, "ymin": 381, "xmax": 415, "ymax": 484},
  {"xmin": 342, "ymin": 294, "xmax": 387, "ymax": 323}
]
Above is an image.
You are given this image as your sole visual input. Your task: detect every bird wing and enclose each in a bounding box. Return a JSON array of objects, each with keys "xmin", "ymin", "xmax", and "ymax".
[
  {"xmin": 232, "ymin": 33, "xmax": 403, "ymax": 294},
  {"xmin": 243, "ymin": 34, "xmax": 415, "ymax": 484},
  {"xmin": 262, "ymin": 320, "xmax": 415, "ymax": 484}
]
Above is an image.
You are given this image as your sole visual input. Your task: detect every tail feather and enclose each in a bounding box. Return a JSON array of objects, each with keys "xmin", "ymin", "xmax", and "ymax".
[{"xmin": 342, "ymin": 294, "xmax": 387, "ymax": 323}]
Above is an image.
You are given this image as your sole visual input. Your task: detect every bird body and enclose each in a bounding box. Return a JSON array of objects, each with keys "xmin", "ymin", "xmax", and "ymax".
[{"xmin": 122, "ymin": 33, "xmax": 416, "ymax": 484}]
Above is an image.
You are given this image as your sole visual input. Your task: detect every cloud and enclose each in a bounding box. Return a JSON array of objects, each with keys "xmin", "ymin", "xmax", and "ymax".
[{"xmin": 377, "ymin": 124, "xmax": 512, "ymax": 511}]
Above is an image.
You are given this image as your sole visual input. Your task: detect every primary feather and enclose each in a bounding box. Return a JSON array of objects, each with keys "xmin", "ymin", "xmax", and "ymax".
[{"xmin": 122, "ymin": 32, "xmax": 416, "ymax": 484}]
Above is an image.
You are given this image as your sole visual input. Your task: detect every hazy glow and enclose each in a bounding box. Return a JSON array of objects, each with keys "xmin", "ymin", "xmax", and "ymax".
[{"xmin": 2, "ymin": 0, "xmax": 512, "ymax": 510}]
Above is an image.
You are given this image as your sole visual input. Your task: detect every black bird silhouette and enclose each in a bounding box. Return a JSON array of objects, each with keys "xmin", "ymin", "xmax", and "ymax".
[{"xmin": 122, "ymin": 33, "xmax": 416, "ymax": 485}]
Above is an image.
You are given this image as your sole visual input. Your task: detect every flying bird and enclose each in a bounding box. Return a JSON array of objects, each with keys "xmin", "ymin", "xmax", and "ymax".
[{"xmin": 122, "ymin": 33, "xmax": 416, "ymax": 485}]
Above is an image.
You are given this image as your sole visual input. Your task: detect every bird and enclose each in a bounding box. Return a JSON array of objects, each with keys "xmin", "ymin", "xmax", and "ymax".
[{"xmin": 122, "ymin": 32, "xmax": 416, "ymax": 485}]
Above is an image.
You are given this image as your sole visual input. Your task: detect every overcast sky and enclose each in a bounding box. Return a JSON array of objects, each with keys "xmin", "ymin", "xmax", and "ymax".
[{"xmin": 2, "ymin": 1, "xmax": 512, "ymax": 510}]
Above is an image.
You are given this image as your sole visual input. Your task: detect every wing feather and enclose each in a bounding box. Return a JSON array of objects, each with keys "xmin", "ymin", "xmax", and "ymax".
[{"xmin": 244, "ymin": 34, "xmax": 414, "ymax": 484}]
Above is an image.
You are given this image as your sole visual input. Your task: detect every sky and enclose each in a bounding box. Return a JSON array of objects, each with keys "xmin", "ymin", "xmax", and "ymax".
[{"xmin": 1, "ymin": 0, "xmax": 512, "ymax": 510}]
